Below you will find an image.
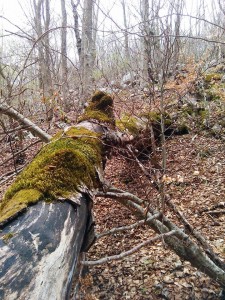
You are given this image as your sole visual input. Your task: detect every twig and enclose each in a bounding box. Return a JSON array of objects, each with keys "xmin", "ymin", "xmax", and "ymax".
[
  {"xmin": 96, "ymin": 189, "xmax": 144, "ymax": 205},
  {"xmin": 0, "ymin": 166, "xmax": 25, "ymax": 185},
  {"xmin": 206, "ymin": 210, "xmax": 225, "ymax": 215},
  {"xmin": 0, "ymin": 140, "xmax": 41, "ymax": 166},
  {"xmin": 166, "ymin": 195, "xmax": 225, "ymax": 269},
  {"xmin": 125, "ymin": 145, "xmax": 160, "ymax": 191},
  {"xmin": 82, "ymin": 230, "xmax": 177, "ymax": 266},
  {"xmin": 200, "ymin": 202, "xmax": 225, "ymax": 214},
  {"xmin": 206, "ymin": 213, "xmax": 220, "ymax": 226},
  {"xmin": 8, "ymin": 135, "xmax": 18, "ymax": 174},
  {"xmin": 96, "ymin": 212, "xmax": 161, "ymax": 239},
  {"xmin": 0, "ymin": 125, "xmax": 28, "ymax": 135}
]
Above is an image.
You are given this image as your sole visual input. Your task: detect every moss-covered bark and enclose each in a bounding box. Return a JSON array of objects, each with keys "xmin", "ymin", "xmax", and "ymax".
[
  {"xmin": 0, "ymin": 91, "xmax": 114, "ymax": 225},
  {"xmin": 116, "ymin": 111, "xmax": 172, "ymax": 137}
]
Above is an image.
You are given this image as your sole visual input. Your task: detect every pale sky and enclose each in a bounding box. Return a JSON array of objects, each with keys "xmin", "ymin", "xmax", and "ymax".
[{"xmin": 0, "ymin": 0, "xmax": 218, "ymax": 36}]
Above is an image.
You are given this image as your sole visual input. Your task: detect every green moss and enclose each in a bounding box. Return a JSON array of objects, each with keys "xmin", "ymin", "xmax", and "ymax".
[
  {"xmin": 0, "ymin": 128, "xmax": 103, "ymax": 224},
  {"xmin": 1, "ymin": 232, "xmax": 15, "ymax": 243},
  {"xmin": 51, "ymin": 130, "xmax": 64, "ymax": 141},
  {"xmin": 141, "ymin": 111, "xmax": 172, "ymax": 126},
  {"xmin": 182, "ymin": 105, "xmax": 207, "ymax": 118},
  {"xmin": 79, "ymin": 110, "xmax": 113, "ymax": 124},
  {"xmin": 116, "ymin": 115, "xmax": 140, "ymax": 135},
  {"xmin": 140, "ymin": 111, "xmax": 161, "ymax": 122},
  {"xmin": 204, "ymin": 73, "xmax": 222, "ymax": 83},
  {"xmin": 0, "ymin": 189, "xmax": 43, "ymax": 223},
  {"xmin": 116, "ymin": 111, "xmax": 172, "ymax": 136},
  {"xmin": 4, "ymin": 127, "xmax": 102, "ymax": 199},
  {"xmin": 198, "ymin": 108, "xmax": 207, "ymax": 119},
  {"xmin": 78, "ymin": 91, "xmax": 115, "ymax": 126},
  {"xmin": 176, "ymin": 123, "xmax": 189, "ymax": 135}
]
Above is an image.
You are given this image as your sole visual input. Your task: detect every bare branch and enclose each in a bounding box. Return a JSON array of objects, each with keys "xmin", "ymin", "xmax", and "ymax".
[
  {"xmin": 96, "ymin": 212, "xmax": 161, "ymax": 239},
  {"xmin": 96, "ymin": 188, "xmax": 144, "ymax": 205},
  {"xmin": 0, "ymin": 103, "xmax": 51, "ymax": 142},
  {"xmin": 0, "ymin": 140, "xmax": 41, "ymax": 167},
  {"xmin": 206, "ymin": 210, "xmax": 225, "ymax": 215},
  {"xmin": 82, "ymin": 230, "xmax": 177, "ymax": 266},
  {"xmin": 166, "ymin": 195, "xmax": 225, "ymax": 270},
  {"xmin": 99, "ymin": 190, "xmax": 225, "ymax": 286}
]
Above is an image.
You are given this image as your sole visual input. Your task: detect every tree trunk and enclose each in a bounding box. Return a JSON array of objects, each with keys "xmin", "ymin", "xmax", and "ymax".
[
  {"xmin": 0, "ymin": 200, "xmax": 88, "ymax": 300},
  {"xmin": 61, "ymin": 0, "xmax": 69, "ymax": 111},
  {"xmin": 71, "ymin": 0, "xmax": 82, "ymax": 61},
  {"xmin": 33, "ymin": 0, "xmax": 53, "ymax": 120},
  {"xmin": 171, "ymin": 0, "xmax": 183, "ymax": 72},
  {"xmin": 0, "ymin": 91, "xmax": 115, "ymax": 299},
  {"xmin": 80, "ymin": 0, "xmax": 95, "ymax": 100},
  {"xmin": 140, "ymin": 0, "xmax": 156, "ymax": 85},
  {"xmin": 121, "ymin": 0, "xmax": 130, "ymax": 62}
]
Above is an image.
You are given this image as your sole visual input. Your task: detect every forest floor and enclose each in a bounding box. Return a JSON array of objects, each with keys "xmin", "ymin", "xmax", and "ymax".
[
  {"xmin": 0, "ymin": 69, "xmax": 225, "ymax": 299},
  {"xmin": 79, "ymin": 74, "xmax": 225, "ymax": 299},
  {"xmin": 83, "ymin": 130, "xmax": 225, "ymax": 300}
]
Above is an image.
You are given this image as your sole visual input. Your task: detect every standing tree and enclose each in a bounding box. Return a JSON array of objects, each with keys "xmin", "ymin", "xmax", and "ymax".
[
  {"xmin": 121, "ymin": 0, "xmax": 130, "ymax": 62},
  {"xmin": 140, "ymin": 0, "xmax": 159, "ymax": 86},
  {"xmin": 71, "ymin": 0, "xmax": 82, "ymax": 60},
  {"xmin": 80, "ymin": 0, "xmax": 95, "ymax": 100},
  {"xmin": 32, "ymin": 0, "xmax": 53, "ymax": 119},
  {"xmin": 61, "ymin": 0, "xmax": 69, "ymax": 110}
]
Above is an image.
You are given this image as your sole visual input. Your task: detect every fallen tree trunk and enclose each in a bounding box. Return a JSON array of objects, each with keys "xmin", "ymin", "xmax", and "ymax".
[
  {"xmin": 0, "ymin": 200, "xmax": 88, "ymax": 299},
  {"xmin": 0, "ymin": 91, "xmax": 115, "ymax": 299}
]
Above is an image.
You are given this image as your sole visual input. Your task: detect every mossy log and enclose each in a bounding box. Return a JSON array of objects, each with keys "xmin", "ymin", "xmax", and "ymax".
[{"xmin": 0, "ymin": 91, "xmax": 115, "ymax": 300}]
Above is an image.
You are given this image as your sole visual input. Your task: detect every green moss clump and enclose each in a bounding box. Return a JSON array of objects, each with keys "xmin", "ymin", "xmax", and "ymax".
[
  {"xmin": 78, "ymin": 91, "xmax": 115, "ymax": 126},
  {"xmin": 176, "ymin": 123, "xmax": 190, "ymax": 135},
  {"xmin": 116, "ymin": 111, "xmax": 172, "ymax": 136},
  {"xmin": 0, "ymin": 189, "xmax": 43, "ymax": 223},
  {"xmin": 182, "ymin": 105, "xmax": 207, "ymax": 118},
  {"xmin": 140, "ymin": 111, "xmax": 161, "ymax": 122},
  {"xmin": 141, "ymin": 111, "xmax": 172, "ymax": 126},
  {"xmin": 1, "ymin": 232, "xmax": 15, "ymax": 243},
  {"xmin": 116, "ymin": 115, "xmax": 140, "ymax": 135},
  {"xmin": 198, "ymin": 108, "xmax": 208, "ymax": 119},
  {"xmin": 204, "ymin": 73, "xmax": 222, "ymax": 83},
  {"xmin": 0, "ymin": 127, "xmax": 103, "ymax": 224},
  {"xmin": 51, "ymin": 130, "xmax": 64, "ymax": 141}
]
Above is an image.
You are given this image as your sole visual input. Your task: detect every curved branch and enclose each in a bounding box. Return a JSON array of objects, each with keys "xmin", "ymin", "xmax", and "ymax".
[
  {"xmin": 0, "ymin": 103, "xmax": 51, "ymax": 142},
  {"xmin": 82, "ymin": 230, "xmax": 177, "ymax": 266}
]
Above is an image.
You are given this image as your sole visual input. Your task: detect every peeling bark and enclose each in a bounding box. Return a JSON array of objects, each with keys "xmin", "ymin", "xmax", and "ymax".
[{"xmin": 0, "ymin": 200, "xmax": 88, "ymax": 300}]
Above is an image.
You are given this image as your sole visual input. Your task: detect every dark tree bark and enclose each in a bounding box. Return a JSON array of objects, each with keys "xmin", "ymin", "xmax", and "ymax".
[{"xmin": 0, "ymin": 200, "xmax": 88, "ymax": 300}]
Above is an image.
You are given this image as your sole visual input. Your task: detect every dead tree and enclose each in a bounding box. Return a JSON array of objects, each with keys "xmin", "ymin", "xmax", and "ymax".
[{"xmin": 0, "ymin": 91, "xmax": 115, "ymax": 299}]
